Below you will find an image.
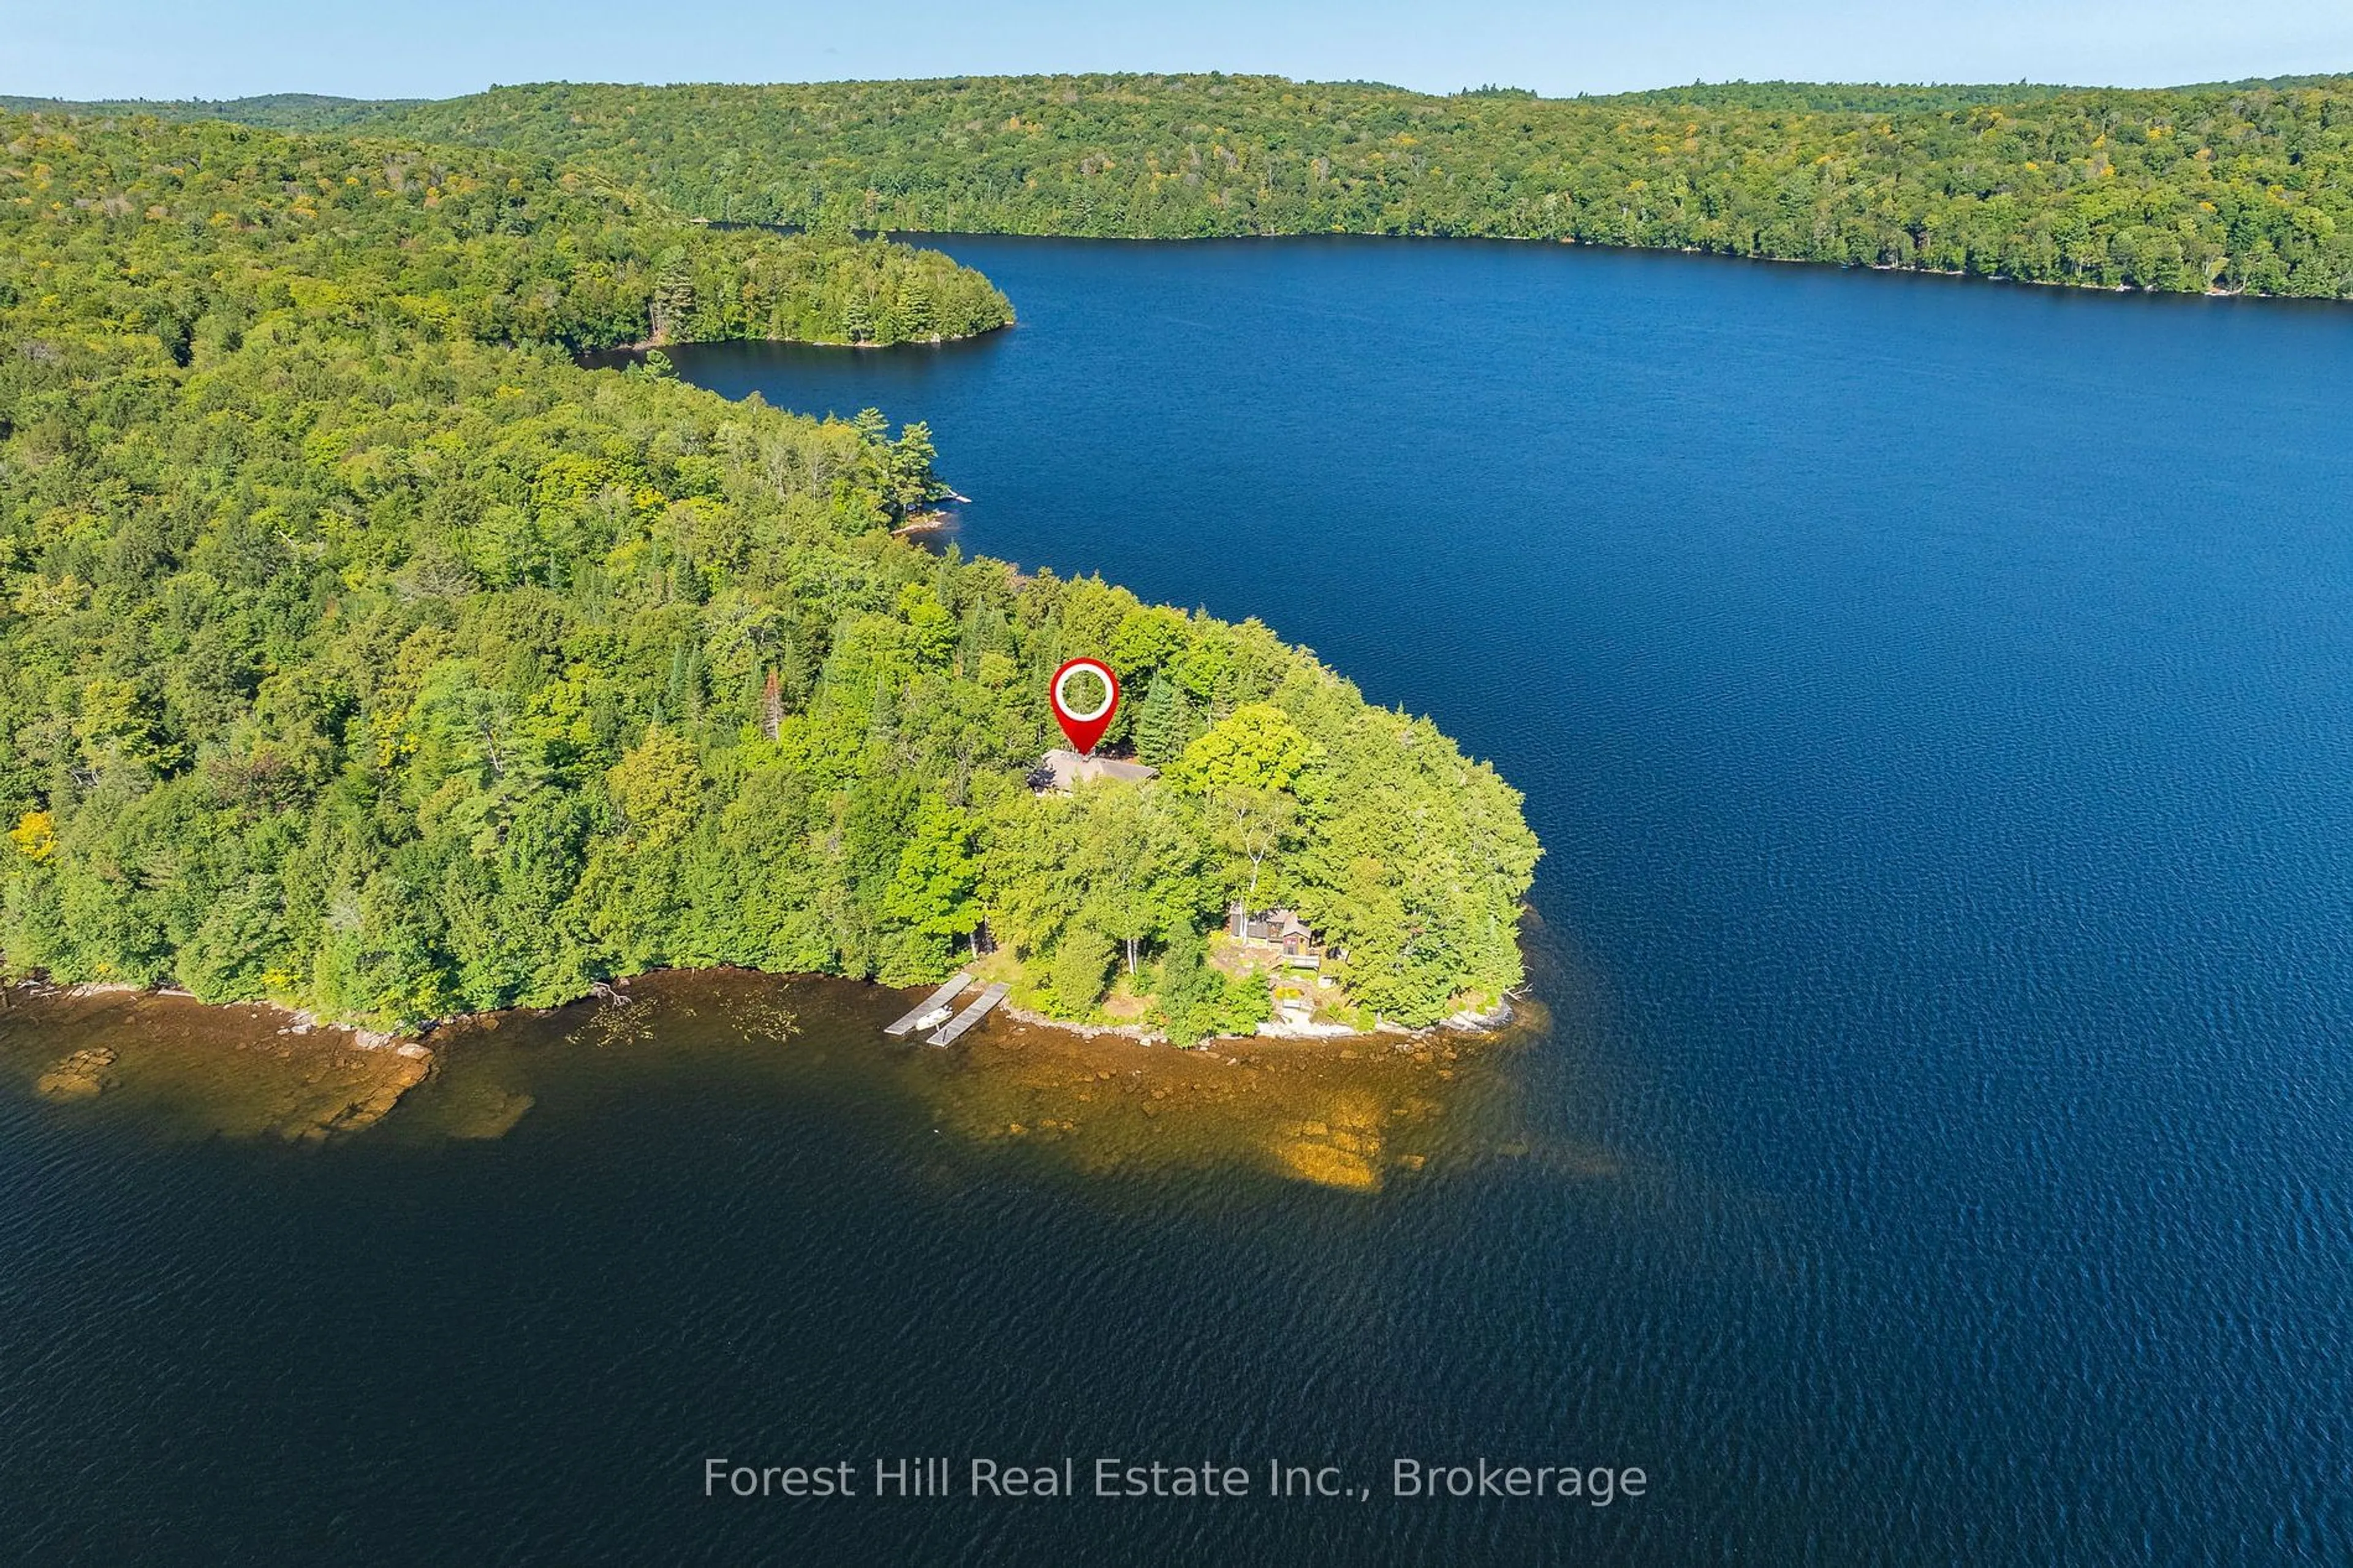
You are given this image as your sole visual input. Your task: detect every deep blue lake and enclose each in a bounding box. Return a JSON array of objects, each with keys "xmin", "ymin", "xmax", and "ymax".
[{"xmin": 9, "ymin": 237, "xmax": 2353, "ymax": 1565}]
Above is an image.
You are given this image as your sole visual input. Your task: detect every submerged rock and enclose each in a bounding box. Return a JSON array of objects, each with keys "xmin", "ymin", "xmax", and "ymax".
[
  {"xmin": 1272, "ymin": 1136, "xmax": 1380, "ymax": 1191},
  {"xmin": 35, "ymin": 1047, "xmax": 117, "ymax": 1100},
  {"xmin": 8, "ymin": 994, "xmax": 429, "ymax": 1140}
]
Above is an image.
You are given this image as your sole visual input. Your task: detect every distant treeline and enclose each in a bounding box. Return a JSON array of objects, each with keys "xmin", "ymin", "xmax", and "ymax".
[
  {"xmin": 0, "ymin": 91, "xmax": 425, "ymax": 131},
  {"xmin": 20, "ymin": 70, "xmax": 2346, "ymax": 298}
]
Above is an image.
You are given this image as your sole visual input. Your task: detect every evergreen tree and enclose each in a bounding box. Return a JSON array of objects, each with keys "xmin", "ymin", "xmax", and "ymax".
[
  {"xmin": 1134, "ymin": 676, "xmax": 1192, "ymax": 767},
  {"xmin": 887, "ymin": 422, "xmax": 943, "ymax": 522}
]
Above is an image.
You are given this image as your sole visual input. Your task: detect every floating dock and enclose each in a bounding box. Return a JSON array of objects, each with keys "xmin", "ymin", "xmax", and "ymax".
[
  {"xmin": 883, "ymin": 974, "xmax": 972, "ymax": 1037},
  {"xmin": 925, "ymin": 982, "xmax": 1009, "ymax": 1047}
]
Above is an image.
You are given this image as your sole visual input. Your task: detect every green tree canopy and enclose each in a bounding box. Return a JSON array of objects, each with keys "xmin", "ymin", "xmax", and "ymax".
[
  {"xmin": 882, "ymin": 798, "xmax": 984, "ymax": 978},
  {"xmin": 120, "ymin": 72, "xmax": 2353, "ymax": 300},
  {"xmin": 0, "ymin": 110, "xmax": 1539, "ymax": 1032},
  {"xmin": 1169, "ymin": 703, "xmax": 1316, "ymax": 796}
]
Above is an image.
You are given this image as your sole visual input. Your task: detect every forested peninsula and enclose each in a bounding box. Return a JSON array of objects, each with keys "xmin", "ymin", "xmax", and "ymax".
[
  {"xmin": 20, "ymin": 71, "xmax": 2350, "ymax": 298},
  {"xmin": 0, "ymin": 112, "xmax": 1538, "ymax": 1040}
]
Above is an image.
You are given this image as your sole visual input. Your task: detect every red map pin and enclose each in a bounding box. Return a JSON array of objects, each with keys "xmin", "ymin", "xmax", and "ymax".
[{"xmin": 1049, "ymin": 657, "xmax": 1121, "ymax": 754}]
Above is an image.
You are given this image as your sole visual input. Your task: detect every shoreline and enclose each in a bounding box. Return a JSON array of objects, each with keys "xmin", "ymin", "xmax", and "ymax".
[
  {"xmin": 3, "ymin": 983, "xmax": 438, "ymax": 1139},
  {"xmin": 9, "ymin": 979, "xmax": 426, "ymax": 1056},
  {"xmin": 4, "ymin": 968, "xmax": 1527, "ymax": 1183},
  {"xmin": 599, "ymin": 319, "xmax": 1012, "ymax": 356},
  {"xmin": 860, "ymin": 227, "xmax": 2346, "ymax": 310},
  {"xmin": 3, "ymin": 962, "xmax": 1517, "ymax": 1062}
]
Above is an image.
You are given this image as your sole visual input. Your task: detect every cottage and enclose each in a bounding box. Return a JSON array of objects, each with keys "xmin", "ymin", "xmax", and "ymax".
[
  {"xmin": 1028, "ymin": 748, "xmax": 1159, "ymax": 793},
  {"xmin": 1226, "ymin": 902, "xmax": 1322, "ymax": 967}
]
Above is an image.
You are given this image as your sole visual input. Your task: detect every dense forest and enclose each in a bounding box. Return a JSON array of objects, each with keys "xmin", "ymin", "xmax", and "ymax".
[
  {"xmin": 0, "ymin": 112, "xmax": 1538, "ymax": 1037},
  {"xmin": 55, "ymin": 70, "xmax": 2349, "ymax": 298},
  {"xmin": 0, "ymin": 113, "xmax": 1011, "ymax": 350}
]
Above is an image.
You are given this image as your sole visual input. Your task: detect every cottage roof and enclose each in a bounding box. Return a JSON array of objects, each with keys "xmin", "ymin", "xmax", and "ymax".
[
  {"xmin": 1032, "ymin": 748, "xmax": 1159, "ymax": 792},
  {"xmin": 1229, "ymin": 901, "xmax": 1317, "ymax": 944}
]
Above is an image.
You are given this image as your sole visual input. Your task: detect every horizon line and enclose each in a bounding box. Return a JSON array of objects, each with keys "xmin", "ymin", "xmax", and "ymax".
[{"xmin": 6, "ymin": 66, "xmax": 2352, "ymax": 112}]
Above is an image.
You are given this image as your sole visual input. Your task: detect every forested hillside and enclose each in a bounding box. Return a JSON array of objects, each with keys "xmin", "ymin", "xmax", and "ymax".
[
  {"xmin": 0, "ymin": 113, "xmax": 1537, "ymax": 1034},
  {"xmin": 0, "ymin": 113, "xmax": 1009, "ymax": 349},
  {"xmin": 300, "ymin": 72, "xmax": 2353, "ymax": 297},
  {"xmin": 0, "ymin": 93, "xmax": 422, "ymax": 131}
]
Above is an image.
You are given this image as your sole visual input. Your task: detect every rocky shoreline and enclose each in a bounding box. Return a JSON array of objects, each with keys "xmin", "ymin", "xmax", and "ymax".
[
  {"xmin": 15, "ymin": 979, "xmax": 423, "ymax": 1055},
  {"xmin": 4, "ymin": 983, "xmax": 434, "ymax": 1142},
  {"xmin": 1002, "ymin": 989, "xmax": 1514, "ymax": 1049},
  {"xmin": 7, "ymin": 964, "xmax": 1517, "ymax": 1064},
  {"xmin": 2, "ymin": 968, "xmax": 1542, "ymax": 1186},
  {"xmin": 1, "ymin": 966, "xmax": 1520, "ymax": 1154}
]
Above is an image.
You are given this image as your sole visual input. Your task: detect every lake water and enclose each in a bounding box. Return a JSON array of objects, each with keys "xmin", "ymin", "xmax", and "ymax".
[{"xmin": 10, "ymin": 239, "xmax": 2353, "ymax": 1564}]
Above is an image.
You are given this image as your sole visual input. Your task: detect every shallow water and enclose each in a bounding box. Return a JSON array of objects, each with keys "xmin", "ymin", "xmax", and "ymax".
[{"xmin": 10, "ymin": 239, "xmax": 2353, "ymax": 1564}]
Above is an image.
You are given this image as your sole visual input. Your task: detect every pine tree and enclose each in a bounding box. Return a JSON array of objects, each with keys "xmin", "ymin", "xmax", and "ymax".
[
  {"xmin": 888, "ymin": 422, "xmax": 942, "ymax": 521},
  {"xmin": 1135, "ymin": 675, "xmax": 1192, "ymax": 767},
  {"xmin": 649, "ymin": 248, "xmax": 697, "ymax": 343}
]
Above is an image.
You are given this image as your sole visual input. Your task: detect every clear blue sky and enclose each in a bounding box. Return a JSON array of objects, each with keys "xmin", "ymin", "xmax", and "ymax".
[{"xmin": 3, "ymin": 0, "xmax": 2345, "ymax": 102}]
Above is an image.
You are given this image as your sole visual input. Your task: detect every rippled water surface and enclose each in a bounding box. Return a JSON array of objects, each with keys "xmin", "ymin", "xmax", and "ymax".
[{"xmin": 9, "ymin": 239, "xmax": 2353, "ymax": 1564}]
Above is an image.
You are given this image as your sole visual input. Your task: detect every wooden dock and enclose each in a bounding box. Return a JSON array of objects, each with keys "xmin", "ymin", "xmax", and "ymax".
[
  {"xmin": 925, "ymin": 982, "xmax": 1008, "ymax": 1047},
  {"xmin": 883, "ymin": 974, "xmax": 972, "ymax": 1037}
]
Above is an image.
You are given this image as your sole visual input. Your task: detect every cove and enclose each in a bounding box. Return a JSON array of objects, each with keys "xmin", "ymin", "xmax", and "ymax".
[{"xmin": 9, "ymin": 235, "xmax": 2353, "ymax": 1566}]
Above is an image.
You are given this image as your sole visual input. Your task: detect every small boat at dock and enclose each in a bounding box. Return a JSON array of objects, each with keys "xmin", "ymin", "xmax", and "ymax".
[
  {"xmin": 926, "ymin": 983, "xmax": 1009, "ymax": 1046},
  {"xmin": 884, "ymin": 974, "xmax": 972, "ymax": 1037}
]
